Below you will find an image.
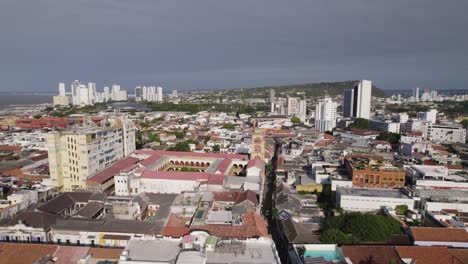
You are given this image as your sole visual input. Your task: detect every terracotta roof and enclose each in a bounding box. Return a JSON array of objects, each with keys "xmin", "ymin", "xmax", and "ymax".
[
  {"xmin": 0, "ymin": 243, "xmax": 57, "ymax": 264},
  {"xmin": 190, "ymin": 212, "xmax": 269, "ymax": 239},
  {"xmin": 213, "ymin": 190, "xmax": 258, "ymax": 205},
  {"xmin": 396, "ymin": 246, "xmax": 465, "ymax": 264},
  {"xmin": 215, "ymin": 158, "xmax": 232, "ymax": 174},
  {"xmin": 86, "ymin": 156, "xmax": 140, "ymax": 184},
  {"xmin": 162, "ymin": 213, "xmax": 191, "ymax": 238},
  {"xmin": 342, "ymin": 245, "xmax": 404, "ymax": 264},
  {"xmin": 411, "ymin": 227, "xmax": 468, "ymax": 242},
  {"xmin": 0, "ymin": 145, "xmax": 22, "ymax": 152},
  {"xmin": 88, "ymin": 247, "xmax": 123, "ymax": 260},
  {"xmin": 449, "ymin": 249, "xmax": 468, "ymax": 264},
  {"xmin": 247, "ymin": 158, "xmax": 265, "ymax": 169}
]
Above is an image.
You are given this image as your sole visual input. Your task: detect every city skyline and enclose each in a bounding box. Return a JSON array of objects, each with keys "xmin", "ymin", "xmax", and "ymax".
[{"xmin": 1, "ymin": 1, "xmax": 468, "ymax": 92}]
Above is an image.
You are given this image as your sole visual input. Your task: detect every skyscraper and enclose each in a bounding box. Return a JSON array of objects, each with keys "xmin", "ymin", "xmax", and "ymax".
[
  {"xmin": 58, "ymin": 83, "xmax": 66, "ymax": 96},
  {"xmin": 315, "ymin": 97, "xmax": 337, "ymax": 132},
  {"xmin": 157, "ymin": 86, "xmax": 163, "ymax": 102},
  {"xmin": 71, "ymin": 80, "xmax": 81, "ymax": 105},
  {"xmin": 414, "ymin": 87, "xmax": 420, "ymax": 102},
  {"xmin": 269, "ymin": 89, "xmax": 275, "ymax": 103},
  {"xmin": 135, "ymin": 86, "xmax": 143, "ymax": 101},
  {"xmin": 343, "ymin": 80, "xmax": 372, "ymax": 119}
]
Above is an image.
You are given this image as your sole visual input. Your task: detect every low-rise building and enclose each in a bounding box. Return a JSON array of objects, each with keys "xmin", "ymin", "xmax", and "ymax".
[{"xmin": 337, "ymin": 187, "xmax": 414, "ymax": 212}]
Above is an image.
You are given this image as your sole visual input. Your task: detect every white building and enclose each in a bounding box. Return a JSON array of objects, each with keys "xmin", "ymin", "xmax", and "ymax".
[
  {"xmin": 370, "ymin": 120, "xmax": 400, "ymax": 133},
  {"xmin": 427, "ymin": 124, "xmax": 466, "ymax": 143},
  {"xmin": 337, "ymin": 187, "xmax": 414, "ymax": 212},
  {"xmin": 7, "ymin": 190, "xmax": 38, "ymax": 207},
  {"xmin": 343, "ymin": 80, "xmax": 372, "ymax": 119},
  {"xmin": 417, "ymin": 109, "xmax": 437, "ymax": 124},
  {"xmin": 314, "ymin": 97, "xmax": 337, "ymax": 132},
  {"xmin": 157, "ymin": 86, "xmax": 163, "ymax": 102}
]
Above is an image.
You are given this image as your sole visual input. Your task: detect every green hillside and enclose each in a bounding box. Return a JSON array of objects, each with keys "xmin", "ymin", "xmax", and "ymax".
[{"xmin": 221, "ymin": 80, "xmax": 386, "ymax": 98}]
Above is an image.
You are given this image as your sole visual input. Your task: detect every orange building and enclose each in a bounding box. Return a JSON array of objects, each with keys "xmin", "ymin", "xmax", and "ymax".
[{"xmin": 345, "ymin": 155, "xmax": 405, "ymax": 189}]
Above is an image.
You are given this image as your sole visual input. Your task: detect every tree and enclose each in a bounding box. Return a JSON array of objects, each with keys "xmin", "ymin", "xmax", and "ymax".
[
  {"xmin": 349, "ymin": 118, "xmax": 370, "ymax": 129},
  {"xmin": 377, "ymin": 132, "xmax": 401, "ymax": 145},
  {"xmin": 291, "ymin": 117, "xmax": 301, "ymax": 123},
  {"xmin": 461, "ymin": 119, "xmax": 468, "ymax": 129},
  {"xmin": 222, "ymin": 124, "xmax": 236, "ymax": 130},
  {"xmin": 149, "ymin": 133, "xmax": 161, "ymax": 143},
  {"xmin": 321, "ymin": 212, "xmax": 402, "ymax": 244},
  {"xmin": 212, "ymin": 144, "xmax": 221, "ymax": 153},
  {"xmin": 174, "ymin": 131, "xmax": 186, "ymax": 139},
  {"xmin": 320, "ymin": 228, "xmax": 353, "ymax": 244},
  {"xmin": 395, "ymin": 205, "xmax": 408, "ymax": 215}
]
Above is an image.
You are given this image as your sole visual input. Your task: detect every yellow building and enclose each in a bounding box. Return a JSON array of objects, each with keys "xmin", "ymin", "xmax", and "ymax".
[
  {"xmin": 53, "ymin": 95, "xmax": 70, "ymax": 106},
  {"xmin": 296, "ymin": 183, "xmax": 323, "ymax": 193},
  {"xmin": 47, "ymin": 117, "xmax": 135, "ymax": 191},
  {"xmin": 250, "ymin": 133, "xmax": 265, "ymax": 160}
]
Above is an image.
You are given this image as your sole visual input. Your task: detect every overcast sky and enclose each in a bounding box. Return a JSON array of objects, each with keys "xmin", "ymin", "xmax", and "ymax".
[{"xmin": 1, "ymin": 0, "xmax": 467, "ymax": 92}]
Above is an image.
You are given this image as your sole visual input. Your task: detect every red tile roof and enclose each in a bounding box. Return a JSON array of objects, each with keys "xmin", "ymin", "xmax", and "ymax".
[
  {"xmin": 247, "ymin": 158, "xmax": 265, "ymax": 169},
  {"xmin": 215, "ymin": 158, "xmax": 232, "ymax": 174},
  {"xmin": 86, "ymin": 156, "xmax": 140, "ymax": 184},
  {"xmin": 411, "ymin": 227, "xmax": 468, "ymax": 242},
  {"xmin": 342, "ymin": 245, "xmax": 404, "ymax": 264},
  {"xmin": 396, "ymin": 246, "xmax": 465, "ymax": 264},
  {"xmin": 0, "ymin": 145, "xmax": 22, "ymax": 152}
]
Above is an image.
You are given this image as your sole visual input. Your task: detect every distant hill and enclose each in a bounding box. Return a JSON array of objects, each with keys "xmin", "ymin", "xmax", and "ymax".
[{"xmin": 220, "ymin": 80, "xmax": 386, "ymax": 98}]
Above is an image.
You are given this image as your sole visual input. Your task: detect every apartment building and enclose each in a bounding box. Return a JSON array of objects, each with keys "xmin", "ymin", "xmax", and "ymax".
[{"xmin": 47, "ymin": 117, "xmax": 135, "ymax": 191}]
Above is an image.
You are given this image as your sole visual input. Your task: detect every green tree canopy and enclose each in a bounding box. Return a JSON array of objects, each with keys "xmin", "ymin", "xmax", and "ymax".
[
  {"xmin": 395, "ymin": 205, "xmax": 408, "ymax": 215},
  {"xmin": 321, "ymin": 212, "xmax": 402, "ymax": 244},
  {"xmin": 349, "ymin": 118, "xmax": 370, "ymax": 129},
  {"xmin": 376, "ymin": 132, "xmax": 401, "ymax": 145},
  {"xmin": 222, "ymin": 123, "xmax": 236, "ymax": 130},
  {"xmin": 291, "ymin": 117, "xmax": 301, "ymax": 123}
]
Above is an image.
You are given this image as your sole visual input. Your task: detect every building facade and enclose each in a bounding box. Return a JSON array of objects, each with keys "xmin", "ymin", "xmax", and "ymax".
[
  {"xmin": 343, "ymin": 80, "xmax": 372, "ymax": 119},
  {"xmin": 47, "ymin": 118, "xmax": 135, "ymax": 191}
]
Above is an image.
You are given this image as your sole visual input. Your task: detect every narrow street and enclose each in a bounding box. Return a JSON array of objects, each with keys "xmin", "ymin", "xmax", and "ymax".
[{"xmin": 261, "ymin": 139, "xmax": 291, "ymax": 264}]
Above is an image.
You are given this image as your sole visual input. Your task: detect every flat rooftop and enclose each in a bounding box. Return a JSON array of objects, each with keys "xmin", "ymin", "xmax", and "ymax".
[
  {"xmin": 123, "ymin": 239, "xmax": 180, "ymax": 262},
  {"xmin": 338, "ymin": 187, "xmax": 411, "ymax": 199}
]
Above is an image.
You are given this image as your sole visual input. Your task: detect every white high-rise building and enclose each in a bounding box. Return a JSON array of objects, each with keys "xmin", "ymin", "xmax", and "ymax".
[
  {"xmin": 111, "ymin": 84, "xmax": 120, "ymax": 101},
  {"xmin": 298, "ymin": 100, "xmax": 307, "ymax": 122},
  {"xmin": 287, "ymin": 97, "xmax": 300, "ymax": 116},
  {"xmin": 343, "ymin": 80, "xmax": 372, "ymax": 119},
  {"xmin": 79, "ymin": 85, "xmax": 91, "ymax": 105},
  {"xmin": 71, "ymin": 80, "xmax": 81, "ymax": 105},
  {"xmin": 417, "ymin": 109, "xmax": 438, "ymax": 124},
  {"xmin": 269, "ymin": 89, "xmax": 275, "ymax": 103},
  {"xmin": 157, "ymin": 86, "xmax": 163, "ymax": 102},
  {"xmin": 88, "ymin": 82, "xmax": 96, "ymax": 104},
  {"xmin": 59, "ymin": 83, "xmax": 66, "ymax": 96},
  {"xmin": 315, "ymin": 97, "xmax": 337, "ymax": 132},
  {"xmin": 103, "ymin": 87, "xmax": 110, "ymax": 102},
  {"xmin": 414, "ymin": 87, "xmax": 420, "ymax": 102},
  {"xmin": 172, "ymin": 90, "xmax": 178, "ymax": 97}
]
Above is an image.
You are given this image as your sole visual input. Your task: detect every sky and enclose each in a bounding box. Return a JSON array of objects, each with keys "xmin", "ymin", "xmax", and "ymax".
[{"xmin": 1, "ymin": 0, "xmax": 467, "ymax": 92}]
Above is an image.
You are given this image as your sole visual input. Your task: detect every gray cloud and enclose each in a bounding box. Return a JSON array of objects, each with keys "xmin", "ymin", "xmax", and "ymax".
[{"xmin": 0, "ymin": 0, "xmax": 467, "ymax": 92}]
